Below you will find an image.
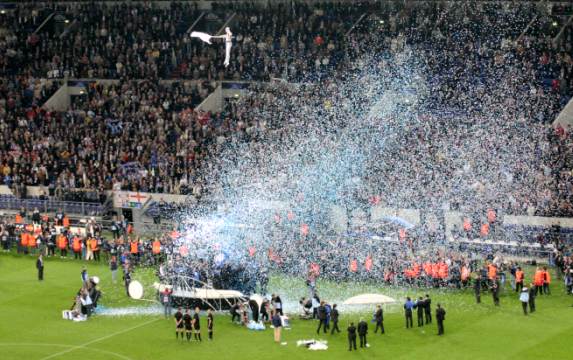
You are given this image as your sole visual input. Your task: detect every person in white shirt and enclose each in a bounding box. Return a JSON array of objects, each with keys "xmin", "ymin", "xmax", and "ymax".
[{"xmin": 519, "ymin": 287, "xmax": 529, "ymax": 315}]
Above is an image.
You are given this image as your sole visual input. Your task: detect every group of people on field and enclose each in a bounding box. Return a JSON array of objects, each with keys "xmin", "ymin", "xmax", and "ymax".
[{"xmin": 174, "ymin": 307, "xmax": 214, "ymax": 342}]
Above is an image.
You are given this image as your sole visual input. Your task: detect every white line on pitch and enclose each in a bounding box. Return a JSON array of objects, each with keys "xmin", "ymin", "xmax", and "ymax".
[
  {"xmin": 39, "ymin": 318, "xmax": 160, "ymax": 360},
  {"xmin": 0, "ymin": 343, "xmax": 133, "ymax": 360}
]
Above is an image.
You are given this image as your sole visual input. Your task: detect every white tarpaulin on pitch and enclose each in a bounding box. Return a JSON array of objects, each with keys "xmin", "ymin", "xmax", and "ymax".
[{"xmin": 343, "ymin": 293, "xmax": 397, "ymax": 305}]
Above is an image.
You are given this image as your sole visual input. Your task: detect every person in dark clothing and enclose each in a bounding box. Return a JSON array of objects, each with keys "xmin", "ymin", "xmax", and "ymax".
[
  {"xmin": 230, "ymin": 303, "xmax": 240, "ymax": 322},
  {"xmin": 316, "ymin": 301, "xmax": 327, "ymax": 334},
  {"xmin": 357, "ymin": 318, "xmax": 368, "ymax": 348},
  {"xmin": 404, "ymin": 297, "xmax": 414, "ymax": 328},
  {"xmin": 261, "ymin": 299, "xmax": 270, "ymax": 322},
  {"xmin": 36, "ymin": 254, "xmax": 44, "ymax": 280},
  {"xmin": 347, "ymin": 322, "xmax": 357, "ymax": 351},
  {"xmin": 542, "ymin": 266, "xmax": 551, "ymax": 295},
  {"xmin": 272, "ymin": 310, "xmax": 282, "ymax": 343},
  {"xmin": 174, "ymin": 308, "xmax": 184, "ymax": 339},
  {"xmin": 474, "ymin": 275, "xmax": 482, "ymax": 303},
  {"xmin": 272, "ymin": 294, "xmax": 283, "ymax": 316},
  {"xmin": 207, "ymin": 309, "xmax": 214, "ymax": 340},
  {"xmin": 312, "ymin": 295, "xmax": 320, "ymax": 319},
  {"xmin": 374, "ymin": 305, "xmax": 385, "ymax": 334},
  {"xmin": 528, "ymin": 283, "xmax": 536, "ymax": 313},
  {"xmin": 424, "ymin": 294, "xmax": 432, "ymax": 324},
  {"xmin": 330, "ymin": 304, "xmax": 340, "ymax": 334},
  {"xmin": 192, "ymin": 307, "xmax": 202, "ymax": 341},
  {"xmin": 415, "ymin": 297, "xmax": 425, "ymax": 327},
  {"xmin": 81, "ymin": 267, "xmax": 89, "ymax": 283},
  {"xmin": 436, "ymin": 304, "xmax": 446, "ymax": 335},
  {"xmin": 480, "ymin": 267, "xmax": 488, "ymax": 290},
  {"xmin": 249, "ymin": 299, "xmax": 260, "ymax": 323},
  {"xmin": 491, "ymin": 278, "xmax": 500, "ymax": 306},
  {"xmin": 47, "ymin": 233, "xmax": 56, "ymax": 257},
  {"xmin": 1, "ymin": 231, "xmax": 8, "ymax": 252},
  {"xmin": 32, "ymin": 208, "xmax": 41, "ymax": 224},
  {"xmin": 124, "ymin": 270, "xmax": 131, "ymax": 297},
  {"xmin": 183, "ymin": 309, "xmax": 193, "ymax": 341},
  {"xmin": 324, "ymin": 302, "xmax": 332, "ymax": 331}
]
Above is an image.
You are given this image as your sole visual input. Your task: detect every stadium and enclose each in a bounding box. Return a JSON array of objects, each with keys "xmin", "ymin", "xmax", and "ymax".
[{"xmin": 0, "ymin": 0, "xmax": 572, "ymax": 359}]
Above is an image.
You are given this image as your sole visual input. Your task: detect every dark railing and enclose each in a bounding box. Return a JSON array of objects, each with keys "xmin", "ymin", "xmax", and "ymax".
[{"xmin": 0, "ymin": 195, "xmax": 108, "ymax": 217}]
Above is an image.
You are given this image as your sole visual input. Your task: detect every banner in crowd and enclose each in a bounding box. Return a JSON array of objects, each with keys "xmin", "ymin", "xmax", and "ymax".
[{"xmin": 113, "ymin": 192, "xmax": 151, "ymax": 209}]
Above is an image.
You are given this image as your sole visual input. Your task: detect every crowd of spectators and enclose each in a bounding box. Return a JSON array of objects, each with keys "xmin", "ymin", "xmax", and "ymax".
[
  {"xmin": 1, "ymin": 2, "xmax": 199, "ymax": 79},
  {"xmin": 0, "ymin": 78, "xmax": 216, "ymax": 194},
  {"xmin": 0, "ymin": 1, "xmax": 570, "ymax": 221},
  {"xmin": 1, "ymin": 213, "xmax": 172, "ymax": 265},
  {"xmin": 0, "ymin": 76, "xmax": 61, "ymax": 188},
  {"xmin": 0, "ymin": 1, "xmax": 374, "ymax": 82},
  {"xmin": 208, "ymin": 1, "xmax": 573, "ymax": 220}
]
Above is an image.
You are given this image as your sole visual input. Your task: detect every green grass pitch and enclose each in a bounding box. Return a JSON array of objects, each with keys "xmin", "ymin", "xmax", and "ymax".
[{"xmin": 1, "ymin": 253, "xmax": 572, "ymax": 360}]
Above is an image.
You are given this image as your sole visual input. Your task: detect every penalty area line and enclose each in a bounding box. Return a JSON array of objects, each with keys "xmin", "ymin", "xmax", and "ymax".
[
  {"xmin": 0, "ymin": 343, "xmax": 133, "ymax": 360},
  {"xmin": 39, "ymin": 317, "xmax": 160, "ymax": 360}
]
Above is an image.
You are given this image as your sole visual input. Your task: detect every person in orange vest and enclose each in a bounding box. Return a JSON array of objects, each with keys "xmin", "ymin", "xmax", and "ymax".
[
  {"xmin": 300, "ymin": 223, "xmax": 309, "ymax": 236},
  {"xmin": 487, "ymin": 209, "xmax": 496, "ymax": 236},
  {"xmin": 130, "ymin": 239, "xmax": 139, "ymax": 254},
  {"xmin": 461, "ymin": 265, "xmax": 470, "ymax": 287},
  {"xmin": 542, "ymin": 266, "xmax": 551, "ymax": 295},
  {"xmin": 515, "ymin": 267, "xmax": 525, "ymax": 293},
  {"xmin": 349, "ymin": 259, "xmax": 358, "ymax": 273},
  {"xmin": 152, "ymin": 239, "xmax": 161, "ymax": 265},
  {"xmin": 412, "ymin": 263, "xmax": 421, "ymax": 277},
  {"xmin": 15, "ymin": 213, "xmax": 24, "ymax": 224},
  {"xmin": 364, "ymin": 255, "xmax": 373, "ymax": 272},
  {"xmin": 438, "ymin": 263, "xmax": 448, "ymax": 281},
  {"xmin": 480, "ymin": 223, "xmax": 490, "ymax": 237},
  {"xmin": 423, "ymin": 262, "xmax": 432, "ymax": 276},
  {"xmin": 431, "ymin": 263, "xmax": 440, "ymax": 287},
  {"xmin": 62, "ymin": 216, "xmax": 70, "ymax": 228},
  {"xmin": 72, "ymin": 236, "xmax": 82, "ymax": 260},
  {"xmin": 423, "ymin": 262, "xmax": 432, "ymax": 287},
  {"xmin": 398, "ymin": 228, "xmax": 407, "ymax": 242},
  {"xmin": 438, "ymin": 261, "xmax": 449, "ymax": 286},
  {"xmin": 462, "ymin": 218, "xmax": 472, "ymax": 234},
  {"xmin": 383, "ymin": 270, "xmax": 391, "ymax": 283},
  {"xmin": 85, "ymin": 237, "xmax": 95, "ymax": 261},
  {"xmin": 487, "ymin": 263, "xmax": 497, "ymax": 285},
  {"xmin": 88, "ymin": 237, "xmax": 99, "ymax": 261},
  {"xmin": 20, "ymin": 231, "xmax": 29, "ymax": 254},
  {"xmin": 57, "ymin": 234, "xmax": 68, "ymax": 258},
  {"xmin": 404, "ymin": 269, "xmax": 413, "ymax": 282},
  {"xmin": 28, "ymin": 232, "xmax": 37, "ymax": 254},
  {"xmin": 487, "ymin": 209, "xmax": 496, "ymax": 223},
  {"xmin": 533, "ymin": 267, "xmax": 544, "ymax": 296},
  {"xmin": 130, "ymin": 238, "xmax": 139, "ymax": 264}
]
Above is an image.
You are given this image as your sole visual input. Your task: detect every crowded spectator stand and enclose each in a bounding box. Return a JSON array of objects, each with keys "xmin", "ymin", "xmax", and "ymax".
[{"xmin": 0, "ymin": 1, "xmax": 571, "ymax": 306}]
